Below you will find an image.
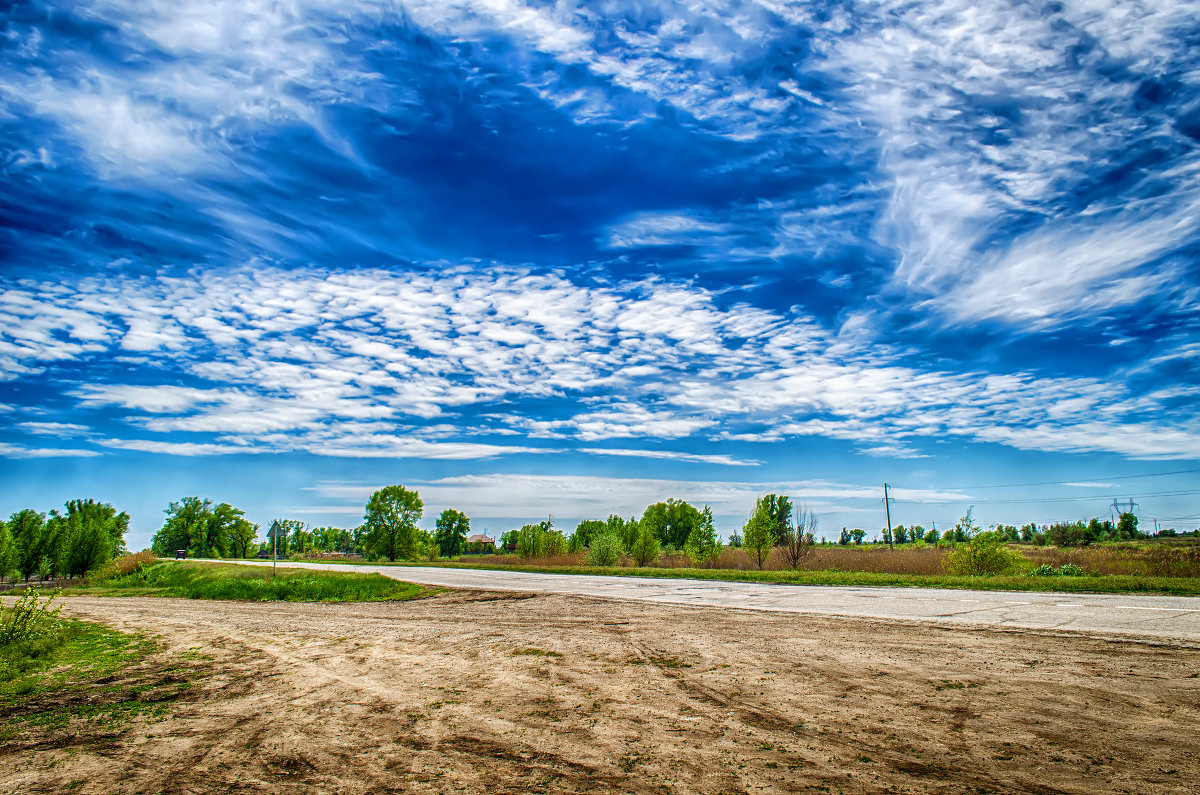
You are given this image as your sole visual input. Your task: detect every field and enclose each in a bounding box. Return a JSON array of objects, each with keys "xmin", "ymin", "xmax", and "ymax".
[{"xmin": 4, "ymin": 589, "xmax": 1198, "ymax": 794}]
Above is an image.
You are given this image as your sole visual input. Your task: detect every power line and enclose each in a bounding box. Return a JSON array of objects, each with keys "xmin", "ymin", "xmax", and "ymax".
[{"xmin": 897, "ymin": 467, "xmax": 1200, "ymax": 491}]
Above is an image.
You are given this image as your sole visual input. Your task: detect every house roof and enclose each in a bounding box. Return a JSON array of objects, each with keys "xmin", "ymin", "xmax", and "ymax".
[{"xmin": 466, "ymin": 533, "xmax": 494, "ymax": 543}]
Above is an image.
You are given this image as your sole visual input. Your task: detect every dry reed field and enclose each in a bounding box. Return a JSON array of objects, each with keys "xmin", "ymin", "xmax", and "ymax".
[
  {"xmin": 494, "ymin": 541, "xmax": 1200, "ymax": 578},
  {"xmin": 7, "ymin": 591, "xmax": 1198, "ymax": 795}
]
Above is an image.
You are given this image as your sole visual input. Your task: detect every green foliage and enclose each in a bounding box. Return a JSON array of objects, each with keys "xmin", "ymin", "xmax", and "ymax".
[
  {"xmin": 627, "ymin": 521, "xmax": 660, "ymax": 567},
  {"xmin": 363, "ymin": 485, "xmax": 424, "ymax": 561},
  {"xmin": 838, "ymin": 528, "xmax": 851, "ymax": 546},
  {"xmin": 759, "ymin": 494, "xmax": 793, "ymax": 545},
  {"xmin": 266, "ymin": 518, "xmax": 304, "ymax": 557},
  {"xmin": 0, "ymin": 522, "xmax": 15, "ymax": 582},
  {"xmin": 152, "ymin": 497, "xmax": 249, "ymax": 559},
  {"xmin": 587, "ymin": 532, "xmax": 623, "ymax": 567},
  {"xmin": 570, "ymin": 519, "xmax": 606, "ymax": 552},
  {"xmin": 1029, "ymin": 563, "xmax": 1087, "ymax": 577},
  {"xmin": 98, "ymin": 562, "xmax": 423, "ymax": 602},
  {"xmin": 639, "ymin": 499, "xmax": 701, "ymax": 549},
  {"xmin": 684, "ymin": 506, "xmax": 721, "ymax": 567},
  {"xmin": 742, "ymin": 497, "xmax": 778, "ymax": 569},
  {"xmin": 516, "ymin": 521, "xmax": 567, "ymax": 559},
  {"xmin": 1116, "ymin": 512, "xmax": 1139, "ymax": 540},
  {"xmin": 434, "ymin": 508, "xmax": 471, "ymax": 557},
  {"xmin": 0, "ymin": 588, "xmax": 63, "ymax": 645},
  {"xmin": 850, "ymin": 528, "xmax": 865, "ymax": 545},
  {"xmin": 944, "ymin": 531, "xmax": 1028, "ymax": 576},
  {"xmin": 10, "ymin": 509, "xmax": 47, "ymax": 581}
]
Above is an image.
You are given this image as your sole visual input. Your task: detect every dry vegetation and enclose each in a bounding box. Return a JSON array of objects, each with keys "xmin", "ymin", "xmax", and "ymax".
[
  {"xmin": 487, "ymin": 542, "xmax": 1200, "ymax": 578},
  {"xmin": 6, "ymin": 592, "xmax": 1198, "ymax": 794}
]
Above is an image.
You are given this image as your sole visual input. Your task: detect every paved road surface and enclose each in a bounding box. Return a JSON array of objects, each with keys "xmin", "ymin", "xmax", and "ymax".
[{"xmin": 215, "ymin": 559, "xmax": 1200, "ymax": 641}]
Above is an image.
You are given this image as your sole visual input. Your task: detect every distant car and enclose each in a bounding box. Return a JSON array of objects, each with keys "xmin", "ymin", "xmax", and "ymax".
[{"xmin": 175, "ymin": 549, "xmax": 188, "ymax": 559}]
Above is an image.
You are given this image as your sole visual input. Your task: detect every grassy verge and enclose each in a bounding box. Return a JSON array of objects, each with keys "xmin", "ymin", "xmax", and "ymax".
[
  {"xmin": 305, "ymin": 558, "xmax": 1200, "ymax": 595},
  {"xmin": 78, "ymin": 560, "xmax": 426, "ymax": 602},
  {"xmin": 0, "ymin": 611, "xmax": 169, "ymax": 743}
]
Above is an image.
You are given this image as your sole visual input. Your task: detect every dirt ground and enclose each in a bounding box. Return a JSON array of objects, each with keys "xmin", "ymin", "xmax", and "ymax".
[{"xmin": 5, "ymin": 591, "xmax": 1199, "ymax": 794}]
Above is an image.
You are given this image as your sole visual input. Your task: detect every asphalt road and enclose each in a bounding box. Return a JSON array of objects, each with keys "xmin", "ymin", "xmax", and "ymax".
[{"xmin": 217, "ymin": 559, "xmax": 1200, "ymax": 641}]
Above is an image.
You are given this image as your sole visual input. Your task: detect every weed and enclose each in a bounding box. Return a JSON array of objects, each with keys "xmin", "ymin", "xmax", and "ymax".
[
  {"xmin": 81, "ymin": 561, "xmax": 423, "ymax": 602},
  {"xmin": 0, "ymin": 588, "xmax": 63, "ymax": 645},
  {"xmin": 511, "ymin": 647, "xmax": 562, "ymax": 658}
]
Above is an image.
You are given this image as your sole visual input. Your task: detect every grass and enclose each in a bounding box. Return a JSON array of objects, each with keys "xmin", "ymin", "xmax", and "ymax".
[
  {"xmin": 0, "ymin": 616, "xmax": 164, "ymax": 742},
  {"xmin": 76, "ymin": 560, "xmax": 426, "ymax": 602}
]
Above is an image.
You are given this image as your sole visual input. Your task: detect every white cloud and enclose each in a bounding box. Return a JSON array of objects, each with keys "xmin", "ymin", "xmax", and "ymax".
[
  {"xmin": 577, "ymin": 448, "xmax": 760, "ymax": 467},
  {"xmin": 0, "ymin": 443, "xmax": 101, "ymax": 458},
  {"xmin": 3, "ymin": 264, "xmax": 1198, "ymax": 461},
  {"xmin": 17, "ymin": 422, "xmax": 91, "ymax": 437}
]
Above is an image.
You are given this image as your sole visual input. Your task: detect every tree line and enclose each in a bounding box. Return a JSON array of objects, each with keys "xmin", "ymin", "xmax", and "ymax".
[{"xmin": 0, "ymin": 500, "xmax": 129, "ymax": 582}]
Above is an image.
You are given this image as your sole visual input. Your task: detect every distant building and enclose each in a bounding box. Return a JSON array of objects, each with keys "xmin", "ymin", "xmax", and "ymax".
[{"xmin": 466, "ymin": 533, "xmax": 496, "ymax": 553}]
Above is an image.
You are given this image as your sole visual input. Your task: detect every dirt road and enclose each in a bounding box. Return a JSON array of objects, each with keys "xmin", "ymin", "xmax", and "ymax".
[{"xmin": 7, "ymin": 592, "xmax": 1199, "ymax": 794}]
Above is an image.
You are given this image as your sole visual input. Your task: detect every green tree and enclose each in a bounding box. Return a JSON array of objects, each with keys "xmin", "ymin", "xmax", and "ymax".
[
  {"xmin": 850, "ymin": 528, "xmax": 865, "ymax": 545},
  {"xmin": 587, "ymin": 532, "xmax": 623, "ymax": 566},
  {"xmin": 628, "ymin": 520, "xmax": 660, "ymax": 567},
  {"xmin": 640, "ymin": 499, "xmax": 702, "ymax": 549},
  {"xmin": 1116, "ymin": 512, "xmax": 1139, "ymax": 540},
  {"xmin": 570, "ymin": 519, "xmax": 606, "ymax": 552},
  {"xmin": 759, "ymin": 494, "xmax": 793, "ymax": 545},
  {"xmin": 64, "ymin": 510, "xmax": 113, "ymax": 578},
  {"xmin": 363, "ymin": 485, "xmax": 424, "ymax": 561},
  {"xmin": 743, "ymin": 497, "xmax": 778, "ymax": 569},
  {"xmin": 228, "ymin": 518, "xmax": 258, "ymax": 559},
  {"xmin": 153, "ymin": 498, "xmax": 248, "ymax": 559},
  {"xmin": 60, "ymin": 499, "xmax": 129, "ymax": 577},
  {"xmin": 435, "ymin": 508, "xmax": 471, "ymax": 557},
  {"xmin": 838, "ymin": 527, "xmax": 851, "ymax": 546},
  {"xmin": 42, "ymin": 512, "xmax": 71, "ymax": 579},
  {"xmin": 516, "ymin": 521, "xmax": 566, "ymax": 559},
  {"xmin": 944, "ymin": 531, "xmax": 1027, "ymax": 576},
  {"xmin": 684, "ymin": 506, "xmax": 721, "ymax": 567},
  {"xmin": 9, "ymin": 509, "xmax": 47, "ymax": 581},
  {"xmin": 0, "ymin": 521, "xmax": 15, "ymax": 582}
]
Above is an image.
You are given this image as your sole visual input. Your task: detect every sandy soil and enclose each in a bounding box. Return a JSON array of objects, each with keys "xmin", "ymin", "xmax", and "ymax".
[{"xmin": 4, "ymin": 591, "xmax": 1199, "ymax": 794}]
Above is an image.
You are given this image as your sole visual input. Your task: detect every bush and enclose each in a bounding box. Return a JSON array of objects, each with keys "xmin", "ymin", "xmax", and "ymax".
[
  {"xmin": 95, "ymin": 550, "xmax": 158, "ymax": 582},
  {"xmin": 0, "ymin": 587, "xmax": 63, "ymax": 645},
  {"xmin": 587, "ymin": 533, "xmax": 623, "ymax": 567},
  {"xmin": 1029, "ymin": 563, "xmax": 1087, "ymax": 577},
  {"xmin": 944, "ymin": 532, "xmax": 1027, "ymax": 576}
]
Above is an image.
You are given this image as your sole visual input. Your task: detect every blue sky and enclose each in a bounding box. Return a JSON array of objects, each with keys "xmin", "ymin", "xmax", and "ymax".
[{"xmin": 2, "ymin": 0, "xmax": 1199, "ymax": 549}]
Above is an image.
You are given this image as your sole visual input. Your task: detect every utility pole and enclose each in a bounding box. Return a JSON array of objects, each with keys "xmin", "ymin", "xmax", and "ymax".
[
  {"xmin": 271, "ymin": 519, "xmax": 278, "ymax": 579},
  {"xmin": 882, "ymin": 483, "xmax": 894, "ymax": 551}
]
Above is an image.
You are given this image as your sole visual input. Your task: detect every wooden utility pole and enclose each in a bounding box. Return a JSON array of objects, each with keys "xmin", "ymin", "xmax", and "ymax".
[{"xmin": 883, "ymin": 483, "xmax": 894, "ymax": 551}]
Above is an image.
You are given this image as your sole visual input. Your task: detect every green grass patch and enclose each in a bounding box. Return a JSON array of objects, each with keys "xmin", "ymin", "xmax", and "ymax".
[
  {"xmin": 348, "ymin": 559, "xmax": 1200, "ymax": 595},
  {"xmin": 1, "ymin": 617, "xmax": 163, "ymax": 740},
  {"xmin": 76, "ymin": 561, "xmax": 425, "ymax": 602}
]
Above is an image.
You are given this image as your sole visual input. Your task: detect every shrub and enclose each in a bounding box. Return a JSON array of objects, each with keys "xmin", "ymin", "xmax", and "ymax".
[
  {"xmin": 1028, "ymin": 563, "xmax": 1087, "ymax": 577},
  {"xmin": 587, "ymin": 533, "xmax": 623, "ymax": 567},
  {"xmin": 944, "ymin": 532, "xmax": 1027, "ymax": 576},
  {"xmin": 95, "ymin": 550, "xmax": 158, "ymax": 582},
  {"xmin": 0, "ymin": 587, "xmax": 63, "ymax": 645}
]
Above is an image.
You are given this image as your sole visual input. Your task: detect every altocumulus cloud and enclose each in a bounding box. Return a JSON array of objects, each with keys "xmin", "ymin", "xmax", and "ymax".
[{"xmin": 1, "ymin": 267, "xmax": 1197, "ymax": 461}]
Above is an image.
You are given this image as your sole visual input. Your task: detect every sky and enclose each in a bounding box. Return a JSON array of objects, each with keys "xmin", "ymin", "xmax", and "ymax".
[{"xmin": 2, "ymin": 0, "xmax": 1199, "ymax": 549}]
